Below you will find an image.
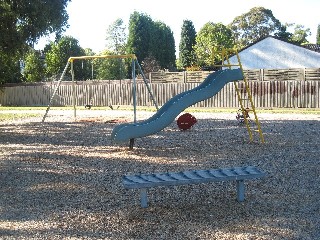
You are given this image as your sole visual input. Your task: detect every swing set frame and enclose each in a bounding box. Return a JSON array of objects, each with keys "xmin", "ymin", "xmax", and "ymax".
[{"xmin": 42, "ymin": 54, "xmax": 159, "ymax": 122}]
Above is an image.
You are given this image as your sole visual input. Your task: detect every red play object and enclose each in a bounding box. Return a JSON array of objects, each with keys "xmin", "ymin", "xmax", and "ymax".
[{"xmin": 177, "ymin": 113, "xmax": 197, "ymax": 130}]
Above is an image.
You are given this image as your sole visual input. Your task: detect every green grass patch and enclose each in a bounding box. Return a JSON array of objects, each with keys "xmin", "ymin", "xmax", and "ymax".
[
  {"xmin": 0, "ymin": 113, "xmax": 41, "ymax": 122},
  {"xmin": 0, "ymin": 106, "xmax": 66, "ymax": 111},
  {"xmin": 254, "ymin": 108, "xmax": 320, "ymax": 114},
  {"xmin": 0, "ymin": 106, "xmax": 319, "ymax": 115}
]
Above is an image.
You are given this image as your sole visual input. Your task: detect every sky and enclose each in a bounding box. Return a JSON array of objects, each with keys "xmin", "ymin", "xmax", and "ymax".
[{"xmin": 35, "ymin": 0, "xmax": 320, "ymax": 54}]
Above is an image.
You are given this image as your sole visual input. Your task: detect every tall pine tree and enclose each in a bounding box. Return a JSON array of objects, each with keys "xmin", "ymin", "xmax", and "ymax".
[
  {"xmin": 126, "ymin": 11, "xmax": 153, "ymax": 62},
  {"xmin": 179, "ymin": 20, "xmax": 197, "ymax": 68},
  {"xmin": 150, "ymin": 21, "xmax": 176, "ymax": 70},
  {"xmin": 127, "ymin": 11, "xmax": 176, "ymax": 70}
]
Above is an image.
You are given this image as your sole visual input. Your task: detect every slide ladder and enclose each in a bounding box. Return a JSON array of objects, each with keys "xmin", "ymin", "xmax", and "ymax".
[{"xmin": 213, "ymin": 48, "xmax": 265, "ymax": 143}]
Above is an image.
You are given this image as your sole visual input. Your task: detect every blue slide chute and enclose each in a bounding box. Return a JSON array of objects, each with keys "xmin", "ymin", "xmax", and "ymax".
[{"xmin": 111, "ymin": 68, "xmax": 243, "ymax": 142}]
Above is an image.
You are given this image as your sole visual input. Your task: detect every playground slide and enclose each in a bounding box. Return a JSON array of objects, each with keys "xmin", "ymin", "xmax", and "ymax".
[{"xmin": 111, "ymin": 68, "xmax": 243, "ymax": 142}]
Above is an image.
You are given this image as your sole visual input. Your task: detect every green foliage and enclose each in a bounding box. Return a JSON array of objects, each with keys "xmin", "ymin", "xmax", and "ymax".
[
  {"xmin": 82, "ymin": 48, "xmax": 96, "ymax": 79},
  {"xmin": 0, "ymin": 0, "xmax": 70, "ymax": 54},
  {"xmin": 94, "ymin": 50, "xmax": 127, "ymax": 80},
  {"xmin": 290, "ymin": 25, "xmax": 311, "ymax": 45},
  {"xmin": 194, "ymin": 22, "xmax": 234, "ymax": 66},
  {"xmin": 275, "ymin": 23, "xmax": 293, "ymax": 41},
  {"xmin": 84, "ymin": 48, "xmax": 95, "ymax": 56},
  {"xmin": 175, "ymin": 59, "xmax": 183, "ymax": 71},
  {"xmin": 106, "ymin": 18, "xmax": 127, "ymax": 54},
  {"xmin": 45, "ymin": 36, "xmax": 90, "ymax": 80},
  {"xmin": 0, "ymin": 2, "xmax": 21, "ymax": 54},
  {"xmin": 229, "ymin": 7, "xmax": 282, "ymax": 48},
  {"xmin": 0, "ymin": 52, "xmax": 21, "ymax": 84},
  {"xmin": 150, "ymin": 21, "xmax": 176, "ymax": 70},
  {"xmin": 179, "ymin": 20, "xmax": 197, "ymax": 68},
  {"xmin": 0, "ymin": 0, "xmax": 70, "ymax": 84},
  {"xmin": 23, "ymin": 49, "xmax": 46, "ymax": 82},
  {"xmin": 126, "ymin": 11, "xmax": 153, "ymax": 62},
  {"xmin": 126, "ymin": 11, "xmax": 176, "ymax": 71},
  {"xmin": 275, "ymin": 23, "xmax": 311, "ymax": 45}
]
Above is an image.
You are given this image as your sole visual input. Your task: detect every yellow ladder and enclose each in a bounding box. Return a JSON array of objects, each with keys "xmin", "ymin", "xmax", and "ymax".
[{"xmin": 212, "ymin": 47, "xmax": 265, "ymax": 143}]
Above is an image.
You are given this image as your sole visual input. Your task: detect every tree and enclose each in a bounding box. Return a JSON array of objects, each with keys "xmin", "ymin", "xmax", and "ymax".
[
  {"xmin": 194, "ymin": 22, "xmax": 234, "ymax": 66},
  {"xmin": 23, "ymin": 49, "xmax": 46, "ymax": 82},
  {"xmin": 275, "ymin": 23, "xmax": 311, "ymax": 45},
  {"xmin": 179, "ymin": 20, "xmax": 197, "ymax": 69},
  {"xmin": 229, "ymin": 7, "xmax": 281, "ymax": 48},
  {"xmin": 84, "ymin": 48, "xmax": 95, "ymax": 56},
  {"xmin": 0, "ymin": 0, "xmax": 70, "ymax": 54},
  {"xmin": 126, "ymin": 11, "xmax": 153, "ymax": 62},
  {"xmin": 0, "ymin": 0, "xmax": 70, "ymax": 84},
  {"xmin": 94, "ymin": 50, "xmax": 127, "ymax": 80},
  {"xmin": 275, "ymin": 23, "xmax": 293, "ymax": 41},
  {"xmin": 0, "ymin": 54, "xmax": 21, "ymax": 84},
  {"xmin": 106, "ymin": 18, "xmax": 127, "ymax": 54},
  {"xmin": 45, "ymin": 36, "xmax": 90, "ymax": 80},
  {"xmin": 317, "ymin": 24, "xmax": 320, "ymax": 44},
  {"xmin": 126, "ymin": 11, "xmax": 176, "ymax": 71},
  {"xmin": 290, "ymin": 25, "xmax": 311, "ymax": 45},
  {"xmin": 82, "ymin": 48, "xmax": 96, "ymax": 79},
  {"xmin": 149, "ymin": 21, "xmax": 176, "ymax": 70}
]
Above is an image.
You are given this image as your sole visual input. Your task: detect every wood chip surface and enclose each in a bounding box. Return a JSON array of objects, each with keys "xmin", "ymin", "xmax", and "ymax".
[{"xmin": 0, "ymin": 109, "xmax": 319, "ymax": 239}]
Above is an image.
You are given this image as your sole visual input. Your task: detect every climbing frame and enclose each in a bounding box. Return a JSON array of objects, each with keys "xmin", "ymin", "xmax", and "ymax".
[{"xmin": 212, "ymin": 47, "xmax": 265, "ymax": 144}]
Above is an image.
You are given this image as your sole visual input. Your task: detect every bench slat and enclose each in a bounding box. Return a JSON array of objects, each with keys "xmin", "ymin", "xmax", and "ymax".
[
  {"xmin": 154, "ymin": 173, "xmax": 176, "ymax": 182},
  {"xmin": 168, "ymin": 172, "xmax": 189, "ymax": 181},
  {"xmin": 195, "ymin": 170, "xmax": 213, "ymax": 179},
  {"xmin": 233, "ymin": 167, "xmax": 250, "ymax": 175},
  {"xmin": 123, "ymin": 166, "xmax": 266, "ymax": 189}
]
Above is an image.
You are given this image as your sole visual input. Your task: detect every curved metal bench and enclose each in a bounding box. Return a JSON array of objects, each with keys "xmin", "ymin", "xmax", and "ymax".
[{"xmin": 123, "ymin": 166, "xmax": 266, "ymax": 208}]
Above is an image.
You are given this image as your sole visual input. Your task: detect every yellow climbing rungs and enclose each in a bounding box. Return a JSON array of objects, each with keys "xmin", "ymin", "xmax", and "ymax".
[{"xmin": 212, "ymin": 47, "xmax": 265, "ymax": 144}]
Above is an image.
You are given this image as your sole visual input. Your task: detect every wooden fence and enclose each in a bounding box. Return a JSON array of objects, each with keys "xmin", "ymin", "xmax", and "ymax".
[
  {"xmin": 1, "ymin": 80, "xmax": 320, "ymax": 108},
  {"xmin": 149, "ymin": 71, "xmax": 214, "ymax": 83},
  {"xmin": 150, "ymin": 68, "xmax": 320, "ymax": 83}
]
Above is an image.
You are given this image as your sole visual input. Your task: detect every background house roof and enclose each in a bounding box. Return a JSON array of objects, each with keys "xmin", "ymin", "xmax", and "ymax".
[{"xmin": 226, "ymin": 36, "xmax": 320, "ymax": 69}]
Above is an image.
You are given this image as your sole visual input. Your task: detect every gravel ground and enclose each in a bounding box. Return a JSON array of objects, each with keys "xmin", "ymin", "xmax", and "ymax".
[{"xmin": 0, "ymin": 109, "xmax": 319, "ymax": 239}]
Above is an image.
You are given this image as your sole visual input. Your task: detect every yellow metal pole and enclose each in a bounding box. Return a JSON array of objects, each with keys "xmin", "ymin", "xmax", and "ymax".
[
  {"xmin": 70, "ymin": 59, "xmax": 76, "ymax": 119},
  {"xmin": 234, "ymin": 50, "xmax": 265, "ymax": 143},
  {"xmin": 68, "ymin": 54, "xmax": 137, "ymax": 61}
]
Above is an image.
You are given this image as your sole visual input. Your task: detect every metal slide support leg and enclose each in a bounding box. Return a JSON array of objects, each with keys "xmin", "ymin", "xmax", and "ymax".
[
  {"xmin": 236, "ymin": 180, "xmax": 245, "ymax": 202},
  {"xmin": 42, "ymin": 61, "xmax": 70, "ymax": 122},
  {"xmin": 135, "ymin": 60, "xmax": 159, "ymax": 110},
  {"xmin": 129, "ymin": 138, "xmax": 134, "ymax": 150},
  {"xmin": 140, "ymin": 188, "xmax": 148, "ymax": 208}
]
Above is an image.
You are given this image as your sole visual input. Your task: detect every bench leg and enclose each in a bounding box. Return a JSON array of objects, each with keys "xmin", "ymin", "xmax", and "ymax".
[
  {"xmin": 140, "ymin": 188, "xmax": 148, "ymax": 208},
  {"xmin": 236, "ymin": 180, "xmax": 245, "ymax": 202}
]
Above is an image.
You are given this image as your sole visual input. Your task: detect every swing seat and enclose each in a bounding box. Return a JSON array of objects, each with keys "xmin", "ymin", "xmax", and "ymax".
[{"xmin": 85, "ymin": 104, "xmax": 92, "ymax": 109}]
